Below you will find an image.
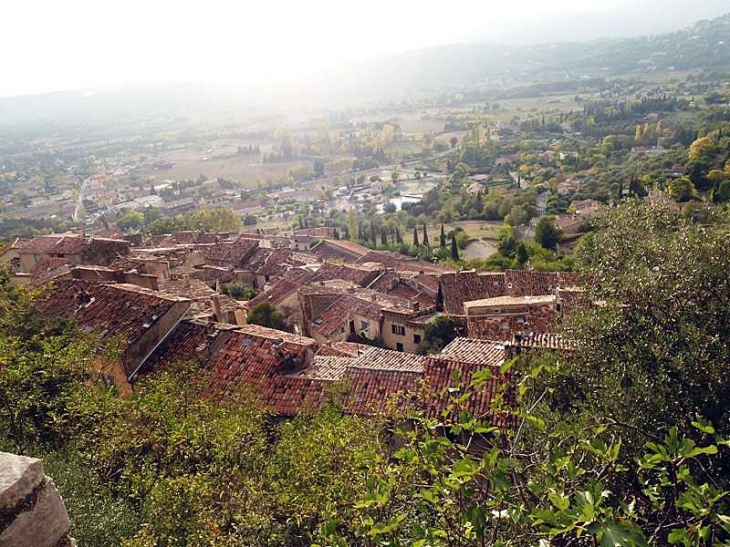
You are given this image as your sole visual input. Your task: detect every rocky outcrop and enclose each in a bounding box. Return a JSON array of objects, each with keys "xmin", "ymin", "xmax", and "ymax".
[{"xmin": 0, "ymin": 452, "xmax": 74, "ymax": 547}]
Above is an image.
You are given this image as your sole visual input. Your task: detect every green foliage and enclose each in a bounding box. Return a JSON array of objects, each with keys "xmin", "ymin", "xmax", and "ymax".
[
  {"xmin": 221, "ymin": 281, "xmax": 256, "ymax": 300},
  {"xmin": 667, "ymin": 176, "xmax": 697, "ymax": 202},
  {"xmin": 116, "ymin": 211, "xmax": 145, "ymax": 232},
  {"xmin": 147, "ymin": 207, "xmax": 242, "ymax": 234},
  {"xmin": 450, "ymin": 232, "xmax": 459, "ymax": 261},
  {"xmin": 419, "ymin": 315, "xmax": 458, "ymax": 354},
  {"xmin": 535, "ymin": 216, "xmax": 563, "ymax": 250},
  {"xmin": 569, "ymin": 201, "xmax": 730, "ymax": 459},
  {"xmin": 247, "ymin": 301, "xmax": 287, "ymax": 330}
]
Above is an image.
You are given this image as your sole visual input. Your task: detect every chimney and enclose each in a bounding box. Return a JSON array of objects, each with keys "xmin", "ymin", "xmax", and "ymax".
[
  {"xmin": 412, "ymin": 301, "xmax": 420, "ymax": 312},
  {"xmin": 211, "ymin": 295, "xmax": 222, "ymax": 323}
]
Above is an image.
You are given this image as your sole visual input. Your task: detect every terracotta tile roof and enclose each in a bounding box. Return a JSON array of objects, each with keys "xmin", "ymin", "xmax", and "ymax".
[
  {"xmin": 249, "ymin": 267, "xmax": 315, "ymax": 307},
  {"xmin": 42, "ymin": 279, "xmax": 188, "ymax": 349},
  {"xmin": 439, "ymin": 271, "xmax": 506, "ymax": 314},
  {"xmin": 465, "ymin": 294, "xmax": 557, "ymax": 309},
  {"xmin": 243, "ymin": 247, "xmax": 293, "ymax": 276},
  {"xmin": 365, "ymin": 269, "xmax": 399, "ymax": 292},
  {"xmin": 199, "ymin": 328, "xmax": 516, "ymax": 422},
  {"xmin": 289, "ymin": 355, "xmax": 354, "ymax": 380},
  {"xmin": 29, "ymin": 257, "xmax": 72, "ymax": 287},
  {"xmin": 202, "ymin": 237, "xmax": 259, "ymax": 266},
  {"xmin": 440, "ymin": 270, "xmax": 580, "ymax": 315},
  {"xmin": 310, "ymin": 262, "xmax": 381, "ymax": 286},
  {"xmin": 349, "ymin": 347, "xmax": 427, "ymax": 373},
  {"xmin": 310, "ymin": 239, "xmax": 370, "ymax": 262},
  {"xmin": 506, "ymin": 332, "xmax": 577, "ymax": 351},
  {"xmin": 356, "ymin": 250, "xmax": 450, "ymax": 274},
  {"xmin": 294, "ymin": 227, "xmax": 337, "ymax": 238},
  {"xmin": 311, "ymin": 294, "xmax": 382, "ymax": 337},
  {"xmin": 422, "ymin": 353, "xmax": 514, "ymax": 425},
  {"xmin": 503, "ymin": 271, "xmax": 579, "ymax": 297},
  {"xmin": 202, "ymin": 327, "xmax": 321, "ymax": 413},
  {"xmin": 439, "ymin": 338, "xmax": 508, "ymax": 366},
  {"xmin": 19, "ymin": 234, "xmax": 88, "ymax": 255},
  {"xmin": 145, "ymin": 320, "xmax": 236, "ymax": 373},
  {"xmin": 416, "ymin": 273, "xmax": 439, "ymax": 294},
  {"xmin": 316, "ymin": 341, "xmax": 369, "ymax": 357},
  {"xmin": 387, "ymin": 283, "xmax": 438, "ymax": 309},
  {"xmin": 342, "ymin": 368, "xmax": 422, "ymax": 416}
]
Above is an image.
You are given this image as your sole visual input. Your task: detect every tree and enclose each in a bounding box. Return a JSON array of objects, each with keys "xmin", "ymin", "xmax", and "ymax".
[
  {"xmin": 667, "ymin": 176, "xmax": 697, "ymax": 202},
  {"xmin": 117, "ymin": 211, "xmax": 145, "ymax": 232},
  {"xmin": 412, "ymin": 227, "xmax": 419, "ymax": 247},
  {"xmin": 189, "ymin": 207, "xmax": 242, "ymax": 232},
  {"xmin": 450, "ymin": 233, "xmax": 459, "ymax": 261},
  {"xmin": 497, "ymin": 224, "xmax": 520, "ymax": 257},
  {"xmin": 535, "ymin": 217, "xmax": 562, "ymax": 250},
  {"xmin": 516, "ymin": 242, "xmax": 529, "ymax": 265},
  {"xmin": 568, "ymin": 202, "xmax": 730, "ymax": 460},
  {"xmin": 439, "ymin": 224, "xmax": 446, "ymax": 248},
  {"xmin": 395, "ymin": 226, "xmax": 403, "ymax": 244},
  {"xmin": 391, "ymin": 166, "xmax": 400, "ymax": 185},
  {"xmin": 422, "ymin": 223, "xmax": 429, "ymax": 247},
  {"xmin": 418, "ymin": 315, "xmax": 458, "ymax": 353},
  {"xmin": 247, "ymin": 302, "xmax": 286, "ymax": 331},
  {"xmin": 449, "ymin": 136, "xmax": 458, "ymax": 148},
  {"xmin": 380, "ymin": 227, "xmax": 387, "ymax": 247},
  {"xmin": 313, "ymin": 158, "xmax": 325, "ymax": 178}
]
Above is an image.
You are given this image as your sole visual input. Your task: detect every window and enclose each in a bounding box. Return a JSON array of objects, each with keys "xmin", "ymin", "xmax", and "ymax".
[
  {"xmin": 413, "ymin": 334, "xmax": 421, "ymax": 344},
  {"xmin": 391, "ymin": 324, "xmax": 405, "ymax": 336},
  {"xmin": 360, "ymin": 320, "xmax": 369, "ymax": 332},
  {"xmin": 396, "ymin": 343, "xmax": 404, "ymax": 352}
]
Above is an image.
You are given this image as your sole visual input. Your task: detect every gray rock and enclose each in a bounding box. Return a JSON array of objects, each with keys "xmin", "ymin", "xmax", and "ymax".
[
  {"xmin": 0, "ymin": 477, "xmax": 70, "ymax": 547},
  {"xmin": 0, "ymin": 452, "xmax": 44, "ymax": 512}
]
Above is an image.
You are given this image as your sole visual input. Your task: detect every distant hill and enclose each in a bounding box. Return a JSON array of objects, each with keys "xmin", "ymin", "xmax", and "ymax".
[
  {"xmin": 331, "ymin": 13, "xmax": 730, "ymax": 98},
  {"xmin": 0, "ymin": 13, "xmax": 728, "ymax": 124}
]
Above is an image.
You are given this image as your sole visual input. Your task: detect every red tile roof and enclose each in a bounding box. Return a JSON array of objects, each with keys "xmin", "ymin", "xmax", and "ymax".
[
  {"xmin": 440, "ymin": 270, "xmax": 580, "ymax": 315},
  {"xmin": 145, "ymin": 320, "xmax": 236, "ymax": 373},
  {"xmin": 316, "ymin": 341, "xmax": 369, "ymax": 357},
  {"xmin": 440, "ymin": 271, "xmax": 506, "ymax": 314},
  {"xmin": 202, "ymin": 237, "xmax": 259, "ymax": 266},
  {"xmin": 349, "ymin": 347, "xmax": 427, "ymax": 373},
  {"xmin": 439, "ymin": 337, "xmax": 507, "ymax": 366},
  {"xmin": 310, "ymin": 262, "xmax": 381, "ymax": 287},
  {"xmin": 243, "ymin": 247, "xmax": 293, "ymax": 277},
  {"xmin": 357, "ymin": 250, "xmax": 450, "ymax": 274},
  {"xmin": 42, "ymin": 280, "xmax": 189, "ymax": 369},
  {"xmin": 248, "ymin": 267, "xmax": 315, "ymax": 307},
  {"xmin": 342, "ymin": 368, "xmax": 422, "ymax": 416},
  {"xmin": 310, "ymin": 294, "xmax": 382, "ymax": 337},
  {"xmin": 310, "ymin": 239, "xmax": 370, "ymax": 262},
  {"xmin": 202, "ymin": 327, "xmax": 321, "ymax": 413},
  {"xmin": 29, "ymin": 257, "xmax": 72, "ymax": 287},
  {"xmin": 19, "ymin": 234, "xmax": 88, "ymax": 255}
]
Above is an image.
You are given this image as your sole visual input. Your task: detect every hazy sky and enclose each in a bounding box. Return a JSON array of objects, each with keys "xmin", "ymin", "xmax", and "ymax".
[{"xmin": 1, "ymin": 0, "xmax": 727, "ymax": 98}]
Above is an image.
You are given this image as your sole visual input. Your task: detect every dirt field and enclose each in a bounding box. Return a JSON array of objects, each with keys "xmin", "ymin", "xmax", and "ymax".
[
  {"xmin": 463, "ymin": 239, "xmax": 497, "ymax": 259},
  {"xmin": 140, "ymin": 147, "xmax": 311, "ymax": 188}
]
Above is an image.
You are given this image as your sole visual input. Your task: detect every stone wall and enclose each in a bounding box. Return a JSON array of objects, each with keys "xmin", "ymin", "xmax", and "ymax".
[{"xmin": 0, "ymin": 452, "xmax": 74, "ymax": 547}]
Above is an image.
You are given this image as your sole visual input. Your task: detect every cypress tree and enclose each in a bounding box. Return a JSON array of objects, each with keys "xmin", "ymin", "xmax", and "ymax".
[
  {"xmin": 440, "ymin": 224, "xmax": 446, "ymax": 248},
  {"xmin": 370, "ymin": 221, "xmax": 377, "ymax": 245},
  {"xmin": 395, "ymin": 226, "xmax": 402, "ymax": 244},
  {"xmin": 333, "ymin": 228, "xmax": 340, "ymax": 240},
  {"xmin": 451, "ymin": 233, "xmax": 459, "ymax": 261},
  {"xmin": 516, "ymin": 242, "xmax": 528, "ymax": 265},
  {"xmin": 413, "ymin": 227, "xmax": 419, "ymax": 247},
  {"xmin": 380, "ymin": 228, "xmax": 387, "ymax": 247},
  {"xmin": 422, "ymin": 223, "xmax": 429, "ymax": 247}
]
